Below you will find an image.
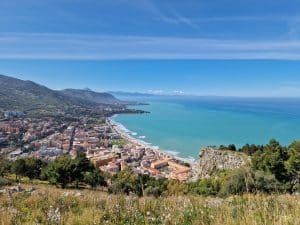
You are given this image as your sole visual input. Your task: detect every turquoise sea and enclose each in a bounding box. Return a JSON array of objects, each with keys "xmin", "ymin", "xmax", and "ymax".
[{"xmin": 113, "ymin": 96, "xmax": 300, "ymax": 160}]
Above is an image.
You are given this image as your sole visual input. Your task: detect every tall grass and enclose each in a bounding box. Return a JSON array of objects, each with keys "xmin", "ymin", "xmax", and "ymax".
[{"xmin": 0, "ymin": 185, "xmax": 299, "ymax": 225}]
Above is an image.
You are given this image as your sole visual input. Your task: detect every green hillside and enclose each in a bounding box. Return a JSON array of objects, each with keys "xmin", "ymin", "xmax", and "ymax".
[
  {"xmin": 61, "ymin": 88, "xmax": 124, "ymax": 105},
  {"xmin": 0, "ymin": 75, "xmax": 124, "ymax": 117}
]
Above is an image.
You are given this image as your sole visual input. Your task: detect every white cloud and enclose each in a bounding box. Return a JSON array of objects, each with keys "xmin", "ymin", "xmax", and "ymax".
[
  {"xmin": 148, "ymin": 90, "xmax": 165, "ymax": 95},
  {"xmin": 173, "ymin": 90, "xmax": 185, "ymax": 95},
  {"xmin": 1, "ymin": 32, "xmax": 300, "ymax": 60}
]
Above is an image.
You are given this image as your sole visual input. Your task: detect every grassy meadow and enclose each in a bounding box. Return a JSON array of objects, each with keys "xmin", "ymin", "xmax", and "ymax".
[{"xmin": 0, "ymin": 184, "xmax": 299, "ymax": 225}]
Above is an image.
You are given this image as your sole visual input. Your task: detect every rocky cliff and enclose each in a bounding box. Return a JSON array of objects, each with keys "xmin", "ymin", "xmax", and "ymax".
[{"xmin": 190, "ymin": 147, "xmax": 249, "ymax": 182}]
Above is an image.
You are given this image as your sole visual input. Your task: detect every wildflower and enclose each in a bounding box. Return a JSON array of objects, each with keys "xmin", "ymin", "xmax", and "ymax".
[{"xmin": 47, "ymin": 206, "xmax": 61, "ymax": 225}]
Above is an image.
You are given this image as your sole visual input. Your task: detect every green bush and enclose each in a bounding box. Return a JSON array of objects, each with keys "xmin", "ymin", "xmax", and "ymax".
[
  {"xmin": 108, "ymin": 180, "xmax": 134, "ymax": 195},
  {"xmin": 252, "ymin": 139, "xmax": 289, "ymax": 182},
  {"xmin": 253, "ymin": 170, "xmax": 281, "ymax": 193},
  {"xmin": 144, "ymin": 186, "xmax": 161, "ymax": 198},
  {"xmin": 84, "ymin": 169, "xmax": 107, "ymax": 188},
  {"xmin": 0, "ymin": 157, "xmax": 10, "ymax": 177},
  {"xmin": 219, "ymin": 168, "xmax": 254, "ymax": 197},
  {"xmin": 0, "ymin": 177, "xmax": 11, "ymax": 187},
  {"xmin": 188, "ymin": 178, "xmax": 220, "ymax": 196},
  {"xmin": 285, "ymin": 141, "xmax": 300, "ymax": 192}
]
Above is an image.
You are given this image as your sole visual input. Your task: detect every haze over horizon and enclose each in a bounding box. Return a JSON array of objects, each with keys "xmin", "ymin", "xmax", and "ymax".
[{"xmin": 1, "ymin": 0, "xmax": 300, "ymax": 97}]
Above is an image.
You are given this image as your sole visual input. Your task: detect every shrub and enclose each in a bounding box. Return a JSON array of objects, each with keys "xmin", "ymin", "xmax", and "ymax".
[
  {"xmin": 42, "ymin": 156, "xmax": 74, "ymax": 188},
  {"xmin": 84, "ymin": 169, "xmax": 107, "ymax": 188},
  {"xmin": 108, "ymin": 180, "xmax": 134, "ymax": 195},
  {"xmin": 144, "ymin": 186, "xmax": 161, "ymax": 198},
  {"xmin": 285, "ymin": 141, "xmax": 300, "ymax": 192},
  {"xmin": 11, "ymin": 157, "xmax": 46, "ymax": 181},
  {"xmin": 42, "ymin": 153, "xmax": 94, "ymax": 188},
  {"xmin": 239, "ymin": 143, "xmax": 264, "ymax": 156},
  {"xmin": 167, "ymin": 180, "xmax": 188, "ymax": 196},
  {"xmin": 252, "ymin": 139, "xmax": 289, "ymax": 182},
  {"xmin": 219, "ymin": 168, "xmax": 254, "ymax": 197},
  {"xmin": 188, "ymin": 178, "xmax": 220, "ymax": 196},
  {"xmin": 253, "ymin": 170, "xmax": 281, "ymax": 193},
  {"xmin": 0, "ymin": 157, "xmax": 10, "ymax": 177},
  {"xmin": 0, "ymin": 177, "xmax": 11, "ymax": 187},
  {"xmin": 11, "ymin": 158, "xmax": 26, "ymax": 181}
]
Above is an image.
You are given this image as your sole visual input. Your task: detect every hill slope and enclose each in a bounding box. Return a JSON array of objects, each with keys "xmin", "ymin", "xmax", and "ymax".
[
  {"xmin": 0, "ymin": 75, "xmax": 124, "ymax": 116},
  {"xmin": 61, "ymin": 88, "xmax": 123, "ymax": 105}
]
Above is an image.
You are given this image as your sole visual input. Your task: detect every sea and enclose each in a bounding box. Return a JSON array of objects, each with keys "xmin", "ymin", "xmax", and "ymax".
[{"xmin": 112, "ymin": 95, "xmax": 300, "ymax": 160}]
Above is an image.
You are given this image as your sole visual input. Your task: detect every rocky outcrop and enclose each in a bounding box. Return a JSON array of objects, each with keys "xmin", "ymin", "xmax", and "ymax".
[{"xmin": 190, "ymin": 147, "xmax": 249, "ymax": 182}]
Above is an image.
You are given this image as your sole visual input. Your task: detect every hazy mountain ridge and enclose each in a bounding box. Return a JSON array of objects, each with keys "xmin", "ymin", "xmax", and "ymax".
[
  {"xmin": 61, "ymin": 88, "xmax": 124, "ymax": 105},
  {"xmin": 109, "ymin": 91, "xmax": 155, "ymax": 98}
]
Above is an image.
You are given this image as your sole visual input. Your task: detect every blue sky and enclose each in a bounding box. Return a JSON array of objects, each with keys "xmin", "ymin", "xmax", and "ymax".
[{"xmin": 1, "ymin": 0, "xmax": 300, "ymax": 96}]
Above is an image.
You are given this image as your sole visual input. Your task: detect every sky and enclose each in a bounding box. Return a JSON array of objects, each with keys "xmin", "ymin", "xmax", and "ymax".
[{"xmin": 1, "ymin": 0, "xmax": 300, "ymax": 97}]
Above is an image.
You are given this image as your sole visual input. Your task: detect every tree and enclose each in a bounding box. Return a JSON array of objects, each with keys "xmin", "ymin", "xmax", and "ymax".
[
  {"xmin": 253, "ymin": 170, "xmax": 281, "ymax": 193},
  {"xmin": 134, "ymin": 174, "xmax": 152, "ymax": 197},
  {"xmin": 167, "ymin": 180, "xmax": 188, "ymax": 196},
  {"xmin": 252, "ymin": 139, "xmax": 288, "ymax": 182},
  {"xmin": 108, "ymin": 180, "xmax": 134, "ymax": 195},
  {"xmin": 23, "ymin": 158, "xmax": 46, "ymax": 180},
  {"xmin": 42, "ymin": 156, "xmax": 74, "ymax": 188},
  {"xmin": 84, "ymin": 169, "xmax": 107, "ymax": 188},
  {"xmin": 0, "ymin": 157, "xmax": 10, "ymax": 177},
  {"xmin": 11, "ymin": 158, "xmax": 26, "ymax": 182},
  {"xmin": 144, "ymin": 186, "xmax": 161, "ymax": 198},
  {"xmin": 107, "ymin": 168, "xmax": 159, "ymax": 196},
  {"xmin": 240, "ymin": 144, "xmax": 264, "ymax": 156},
  {"xmin": 108, "ymin": 168, "xmax": 138, "ymax": 195},
  {"xmin": 228, "ymin": 144, "xmax": 237, "ymax": 151},
  {"xmin": 11, "ymin": 157, "xmax": 45, "ymax": 181},
  {"xmin": 42, "ymin": 153, "xmax": 96, "ymax": 189},
  {"xmin": 71, "ymin": 152, "xmax": 93, "ymax": 188},
  {"xmin": 285, "ymin": 141, "xmax": 300, "ymax": 192},
  {"xmin": 219, "ymin": 144, "xmax": 237, "ymax": 151},
  {"xmin": 219, "ymin": 168, "xmax": 254, "ymax": 196},
  {"xmin": 188, "ymin": 178, "xmax": 220, "ymax": 196}
]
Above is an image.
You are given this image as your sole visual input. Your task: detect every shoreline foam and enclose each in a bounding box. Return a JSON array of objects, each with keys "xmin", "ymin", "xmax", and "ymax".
[{"xmin": 108, "ymin": 117, "xmax": 195, "ymax": 164}]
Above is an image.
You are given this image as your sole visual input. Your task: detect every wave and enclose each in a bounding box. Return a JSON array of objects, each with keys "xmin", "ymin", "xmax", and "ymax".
[
  {"xmin": 186, "ymin": 156, "xmax": 196, "ymax": 162},
  {"xmin": 111, "ymin": 118, "xmax": 195, "ymax": 163},
  {"xmin": 110, "ymin": 119, "xmax": 134, "ymax": 134},
  {"xmin": 138, "ymin": 140, "xmax": 152, "ymax": 145},
  {"xmin": 164, "ymin": 150, "xmax": 180, "ymax": 156}
]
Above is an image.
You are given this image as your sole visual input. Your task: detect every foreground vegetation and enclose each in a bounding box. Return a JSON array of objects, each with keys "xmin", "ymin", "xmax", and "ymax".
[
  {"xmin": 1, "ymin": 139, "xmax": 299, "ymax": 198},
  {"xmin": 0, "ymin": 139, "xmax": 299, "ymax": 224},
  {"xmin": 0, "ymin": 184, "xmax": 299, "ymax": 225}
]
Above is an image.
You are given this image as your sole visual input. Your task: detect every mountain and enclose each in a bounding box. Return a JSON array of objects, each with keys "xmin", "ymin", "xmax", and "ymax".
[
  {"xmin": 109, "ymin": 91, "xmax": 156, "ymax": 98},
  {"xmin": 0, "ymin": 75, "xmax": 125, "ymax": 116},
  {"xmin": 60, "ymin": 88, "xmax": 124, "ymax": 105}
]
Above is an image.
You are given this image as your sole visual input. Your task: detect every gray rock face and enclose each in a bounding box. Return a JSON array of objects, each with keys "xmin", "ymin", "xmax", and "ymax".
[{"xmin": 190, "ymin": 147, "xmax": 248, "ymax": 182}]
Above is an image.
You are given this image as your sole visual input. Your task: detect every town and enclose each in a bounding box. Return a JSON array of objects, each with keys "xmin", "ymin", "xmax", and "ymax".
[{"xmin": 0, "ymin": 112, "xmax": 191, "ymax": 182}]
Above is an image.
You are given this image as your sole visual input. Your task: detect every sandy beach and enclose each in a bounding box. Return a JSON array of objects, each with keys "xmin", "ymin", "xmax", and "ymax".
[{"xmin": 107, "ymin": 118, "xmax": 195, "ymax": 165}]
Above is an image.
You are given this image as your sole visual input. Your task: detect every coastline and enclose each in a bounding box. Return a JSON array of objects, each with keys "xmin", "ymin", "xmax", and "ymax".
[{"xmin": 107, "ymin": 116, "xmax": 195, "ymax": 165}]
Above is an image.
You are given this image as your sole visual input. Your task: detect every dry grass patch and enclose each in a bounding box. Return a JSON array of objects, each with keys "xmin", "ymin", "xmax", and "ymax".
[{"xmin": 0, "ymin": 185, "xmax": 299, "ymax": 225}]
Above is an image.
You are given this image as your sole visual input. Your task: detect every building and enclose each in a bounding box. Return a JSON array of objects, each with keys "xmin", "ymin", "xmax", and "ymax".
[
  {"xmin": 151, "ymin": 159, "xmax": 169, "ymax": 169},
  {"xmin": 4, "ymin": 111, "xmax": 25, "ymax": 119},
  {"xmin": 91, "ymin": 154, "xmax": 115, "ymax": 167},
  {"xmin": 100, "ymin": 162, "xmax": 120, "ymax": 175}
]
